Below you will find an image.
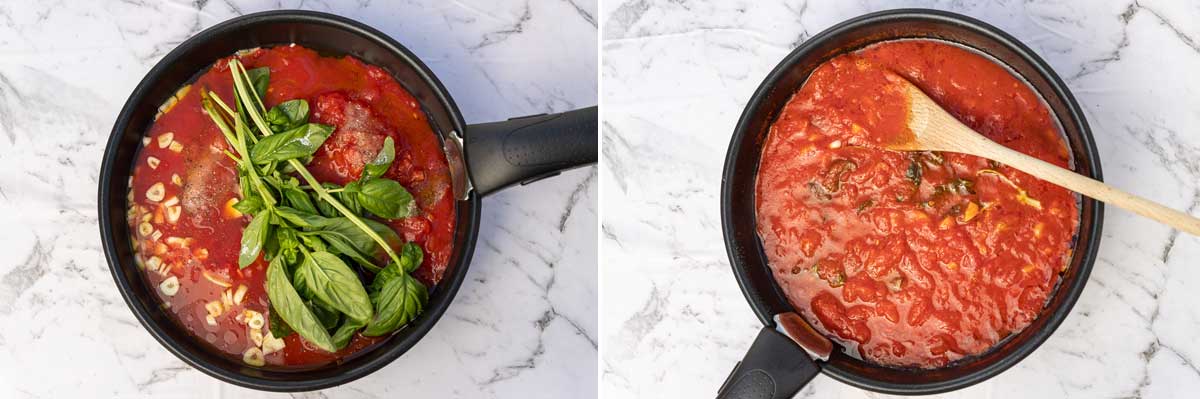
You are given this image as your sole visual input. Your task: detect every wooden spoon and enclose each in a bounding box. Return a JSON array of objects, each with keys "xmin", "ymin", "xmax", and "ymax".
[{"xmin": 889, "ymin": 76, "xmax": 1200, "ymax": 236}]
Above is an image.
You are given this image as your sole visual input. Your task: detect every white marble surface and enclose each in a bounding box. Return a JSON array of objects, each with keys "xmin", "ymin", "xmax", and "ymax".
[
  {"xmin": 0, "ymin": 0, "xmax": 596, "ymax": 398},
  {"xmin": 601, "ymin": 0, "xmax": 1200, "ymax": 398}
]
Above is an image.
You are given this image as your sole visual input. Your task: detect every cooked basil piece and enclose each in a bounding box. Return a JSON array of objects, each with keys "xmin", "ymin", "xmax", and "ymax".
[{"xmin": 905, "ymin": 158, "xmax": 923, "ymax": 186}]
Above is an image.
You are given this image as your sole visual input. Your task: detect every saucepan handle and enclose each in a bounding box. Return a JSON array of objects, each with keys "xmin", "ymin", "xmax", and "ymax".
[
  {"xmin": 716, "ymin": 327, "xmax": 822, "ymax": 399},
  {"xmin": 464, "ymin": 106, "xmax": 598, "ymax": 197}
]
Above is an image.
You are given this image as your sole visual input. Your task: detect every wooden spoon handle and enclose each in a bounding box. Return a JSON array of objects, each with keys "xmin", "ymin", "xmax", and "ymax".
[{"xmin": 975, "ymin": 139, "xmax": 1200, "ymax": 236}]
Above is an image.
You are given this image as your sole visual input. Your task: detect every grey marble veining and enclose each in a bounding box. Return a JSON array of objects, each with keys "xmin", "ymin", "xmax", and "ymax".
[
  {"xmin": 0, "ymin": 0, "xmax": 596, "ymax": 398},
  {"xmin": 600, "ymin": 1, "xmax": 1200, "ymax": 398}
]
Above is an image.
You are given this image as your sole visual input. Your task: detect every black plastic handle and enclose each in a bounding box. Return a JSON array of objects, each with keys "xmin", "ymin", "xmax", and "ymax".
[
  {"xmin": 464, "ymin": 106, "xmax": 598, "ymax": 197},
  {"xmin": 716, "ymin": 327, "xmax": 822, "ymax": 399}
]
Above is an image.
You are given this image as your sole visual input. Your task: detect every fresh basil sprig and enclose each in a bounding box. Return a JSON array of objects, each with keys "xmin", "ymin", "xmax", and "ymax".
[{"xmin": 199, "ymin": 59, "xmax": 430, "ymax": 353}]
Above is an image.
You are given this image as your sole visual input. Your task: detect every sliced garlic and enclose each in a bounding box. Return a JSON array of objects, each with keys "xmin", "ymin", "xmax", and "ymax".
[
  {"xmin": 261, "ymin": 331, "xmax": 286, "ymax": 355},
  {"xmin": 232, "ymin": 284, "xmax": 248, "ymax": 305},
  {"xmin": 138, "ymin": 222, "xmax": 153, "ymax": 237},
  {"xmin": 157, "ymin": 132, "xmax": 174, "ymax": 148},
  {"xmin": 168, "ymin": 141, "xmax": 183, "ymax": 153},
  {"xmin": 203, "ymin": 271, "xmax": 232, "ymax": 288},
  {"xmin": 205, "ymin": 300, "xmax": 225, "ymax": 318},
  {"xmin": 147, "ymin": 156, "xmax": 160, "ymax": 169},
  {"xmin": 165, "ymin": 236, "xmax": 188, "ymax": 248},
  {"xmin": 206, "ymin": 315, "xmax": 218, "ymax": 326},
  {"xmin": 243, "ymin": 347, "xmax": 265, "ymax": 367},
  {"xmin": 150, "ymin": 230, "xmax": 163, "ymax": 242},
  {"xmin": 248, "ymin": 327, "xmax": 264, "ymax": 347},
  {"xmin": 243, "ymin": 310, "xmax": 265, "ymax": 330},
  {"xmin": 159, "ymin": 276, "xmax": 179, "ymax": 296},
  {"xmin": 171, "ymin": 173, "xmax": 183, "ymax": 186},
  {"xmin": 162, "ymin": 196, "xmax": 179, "ymax": 207},
  {"xmin": 146, "ymin": 256, "xmax": 162, "ymax": 270},
  {"xmin": 140, "ymin": 212, "xmax": 152, "ymax": 223},
  {"xmin": 142, "ymin": 136, "xmax": 151, "ymax": 146},
  {"xmin": 145, "ymin": 182, "xmax": 165, "ymax": 202},
  {"xmin": 221, "ymin": 289, "xmax": 234, "ymax": 307},
  {"xmin": 165, "ymin": 205, "xmax": 182, "ymax": 224}
]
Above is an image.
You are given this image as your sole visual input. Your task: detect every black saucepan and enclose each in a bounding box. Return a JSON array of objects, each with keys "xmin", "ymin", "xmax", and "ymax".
[
  {"xmin": 717, "ymin": 9, "xmax": 1103, "ymax": 397},
  {"xmin": 98, "ymin": 10, "xmax": 596, "ymax": 392}
]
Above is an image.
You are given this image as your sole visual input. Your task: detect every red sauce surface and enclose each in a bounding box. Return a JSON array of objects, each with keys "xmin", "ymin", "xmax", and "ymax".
[
  {"xmin": 126, "ymin": 46, "xmax": 455, "ymax": 368},
  {"xmin": 755, "ymin": 40, "xmax": 1079, "ymax": 368}
]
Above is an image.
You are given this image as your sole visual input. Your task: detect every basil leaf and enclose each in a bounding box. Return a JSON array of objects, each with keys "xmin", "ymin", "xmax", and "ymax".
[
  {"xmin": 307, "ymin": 230, "xmax": 382, "ymax": 273},
  {"xmin": 264, "ymin": 99, "xmax": 309, "ymax": 132},
  {"xmin": 232, "ymin": 196, "xmax": 263, "ymax": 215},
  {"xmin": 308, "ymin": 217, "xmax": 402, "ymax": 267},
  {"xmin": 337, "ymin": 181, "xmax": 364, "ymax": 215},
  {"xmin": 331, "ymin": 317, "xmax": 366, "ymax": 351},
  {"xmin": 282, "ymin": 186, "xmax": 318, "ymax": 215},
  {"xmin": 314, "ymin": 183, "xmax": 340, "ymax": 217},
  {"xmin": 399, "ymin": 242, "xmax": 423, "ymax": 273},
  {"xmin": 299, "ymin": 234, "xmax": 328, "ymax": 253},
  {"xmin": 247, "ymin": 67, "xmax": 270, "ymax": 101},
  {"xmin": 250, "ymin": 123, "xmax": 334, "ymax": 164},
  {"xmin": 363, "ymin": 273, "xmax": 427, "ymax": 336},
  {"xmin": 238, "ymin": 209, "xmax": 273, "ymax": 268},
  {"xmin": 357, "ymin": 178, "xmax": 416, "ymax": 220},
  {"xmin": 306, "ymin": 299, "xmax": 341, "ymax": 330},
  {"xmin": 275, "ymin": 206, "xmax": 326, "ymax": 228},
  {"xmin": 295, "ymin": 252, "xmax": 374, "ymax": 323},
  {"xmin": 362, "ymin": 137, "xmax": 395, "ymax": 180},
  {"xmin": 265, "ymin": 256, "xmax": 335, "ymax": 352},
  {"xmin": 267, "ymin": 303, "xmax": 295, "ymax": 338}
]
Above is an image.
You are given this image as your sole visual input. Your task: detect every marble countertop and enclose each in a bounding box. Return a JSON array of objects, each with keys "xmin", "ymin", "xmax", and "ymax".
[
  {"xmin": 601, "ymin": 0, "xmax": 1200, "ymax": 398},
  {"xmin": 0, "ymin": 0, "xmax": 596, "ymax": 398}
]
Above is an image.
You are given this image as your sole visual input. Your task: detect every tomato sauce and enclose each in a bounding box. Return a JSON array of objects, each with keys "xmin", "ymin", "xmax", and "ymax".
[
  {"xmin": 755, "ymin": 40, "xmax": 1079, "ymax": 368},
  {"xmin": 126, "ymin": 46, "xmax": 455, "ymax": 368}
]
